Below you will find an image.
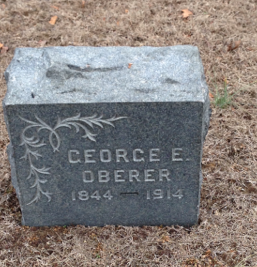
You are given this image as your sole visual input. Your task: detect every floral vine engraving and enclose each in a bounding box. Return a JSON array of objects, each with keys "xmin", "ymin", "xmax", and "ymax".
[{"xmin": 20, "ymin": 114, "xmax": 126, "ymax": 205}]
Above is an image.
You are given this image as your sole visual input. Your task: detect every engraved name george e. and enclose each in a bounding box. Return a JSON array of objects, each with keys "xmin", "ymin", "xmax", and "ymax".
[{"xmin": 68, "ymin": 148, "xmax": 184, "ymax": 163}]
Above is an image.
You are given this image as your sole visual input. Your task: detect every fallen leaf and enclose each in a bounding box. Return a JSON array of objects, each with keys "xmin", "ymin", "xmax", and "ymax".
[
  {"xmin": 234, "ymin": 40, "xmax": 241, "ymax": 49},
  {"xmin": 81, "ymin": 0, "xmax": 85, "ymax": 8},
  {"xmin": 223, "ymin": 77, "xmax": 229, "ymax": 84},
  {"xmin": 116, "ymin": 21, "xmax": 120, "ymax": 26},
  {"xmin": 205, "ymin": 249, "xmax": 212, "ymax": 256},
  {"xmin": 246, "ymin": 47, "xmax": 256, "ymax": 51},
  {"xmin": 90, "ymin": 233, "xmax": 97, "ymax": 239},
  {"xmin": 202, "ymin": 162, "xmax": 216, "ymax": 170},
  {"xmin": 96, "ymin": 242, "xmax": 103, "ymax": 251},
  {"xmin": 2, "ymin": 4, "xmax": 6, "ymax": 9},
  {"xmin": 227, "ymin": 40, "xmax": 241, "ymax": 51},
  {"xmin": 0, "ymin": 43, "xmax": 3, "ymax": 49},
  {"xmin": 209, "ymin": 92, "xmax": 214, "ymax": 98},
  {"xmin": 161, "ymin": 235, "xmax": 170, "ymax": 243},
  {"xmin": 125, "ymin": 9, "xmax": 129, "ymax": 13},
  {"xmin": 38, "ymin": 40, "xmax": 46, "ymax": 47},
  {"xmin": 214, "ymin": 210, "xmax": 220, "ymax": 215},
  {"xmin": 49, "ymin": 16, "xmax": 58, "ymax": 25},
  {"xmin": 51, "ymin": 5, "xmax": 59, "ymax": 10},
  {"xmin": 68, "ymin": 42, "xmax": 83, "ymax": 46},
  {"xmin": 128, "ymin": 63, "xmax": 133, "ymax": 69},
  {"xmin": 1, "ymin": 46, "xmax": 8, "ymax": 54},
  {"xmin": 181, "ymin": 9, "xmax": 193, "ymax": 18}
]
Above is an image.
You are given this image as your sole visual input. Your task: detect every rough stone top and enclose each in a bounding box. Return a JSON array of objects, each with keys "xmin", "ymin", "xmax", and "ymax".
[{"xmin": 4, "ymin": 46, "xmax": 208, "ymax": 105}]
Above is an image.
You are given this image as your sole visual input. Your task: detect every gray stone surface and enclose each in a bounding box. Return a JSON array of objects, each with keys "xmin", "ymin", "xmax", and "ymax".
[{"xmin": 3, "ymin": 46, "xmax": 210, "ymax": 227}]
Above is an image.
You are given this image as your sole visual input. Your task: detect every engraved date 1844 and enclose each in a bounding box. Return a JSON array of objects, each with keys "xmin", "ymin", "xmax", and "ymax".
[{"xmin": 72, "ymin": 190, "xmax": 113, "ymax": 201}]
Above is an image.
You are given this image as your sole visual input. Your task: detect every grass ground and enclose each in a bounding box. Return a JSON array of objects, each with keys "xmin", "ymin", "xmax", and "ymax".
[{"xmin": 0, "ymin": 0, "xmax": 257, "ymax": 266}]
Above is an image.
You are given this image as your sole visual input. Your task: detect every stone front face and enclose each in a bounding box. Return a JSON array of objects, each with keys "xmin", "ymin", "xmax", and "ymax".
[
  {"xmin": 3, "ymin": 46, "xmax": 210, "ymax": 227},
  {"xmin": 5, "ymin": 102, "xmax": 203, "ymax": 226}
]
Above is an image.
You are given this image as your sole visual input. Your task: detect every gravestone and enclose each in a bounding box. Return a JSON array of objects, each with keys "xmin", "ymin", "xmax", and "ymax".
[{"xmin": 3, "ymin": 46, "xmax": 210, "ymax": 227}]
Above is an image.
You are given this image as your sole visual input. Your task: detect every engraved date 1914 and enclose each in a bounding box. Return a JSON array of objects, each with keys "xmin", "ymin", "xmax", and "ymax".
[
  {"xmin": 147, "ymin": 189, "xmax": 183, "ymax": 200},
  {"xmin": 71, "ymin": 189, "xmax": 183, "ymax": 201}
]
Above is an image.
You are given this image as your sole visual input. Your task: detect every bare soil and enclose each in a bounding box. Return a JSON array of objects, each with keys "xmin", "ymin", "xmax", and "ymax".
[{"xmin": 0, "ymin": 0, "xmax": 257, "ymax": 266}]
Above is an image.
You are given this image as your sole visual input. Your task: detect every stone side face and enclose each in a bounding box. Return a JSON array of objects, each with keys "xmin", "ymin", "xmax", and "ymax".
[{"xmin": 3, "ymin": 46, "xmax": 210, "ymax": 227}]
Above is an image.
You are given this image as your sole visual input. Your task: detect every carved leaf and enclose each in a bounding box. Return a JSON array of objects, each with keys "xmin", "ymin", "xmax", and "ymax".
[
  {"xmin": 97, "ymin": 119, "xmax": 114, "ymax": 127},
  {"xmin": 60, "ymin": 113, "xmax": 81, "ymax": 124},
  {"xmin": 26, "ymin": 170, "xmax": 33, "ymax": 180},
  {"xmin": 30, "ymin": 150, "xmax": 42, "ymax": 160},
  {"xmin": 19, "ymin": 116, "xmax": 41, "ymax": 125},
  {"xmin": 31, "ymin": 141, "xmax": 46, "ymax": 148},
  {"xmin": 83, "ymin": 134, "xmax": 96, "ymax": 142},
  {"xmin": 49, "ymin": 132, "xmax": 61, "ymax": 152},
  {"xmin": 35, "ymin": 116, "xmax": 51, "ymax": 129},
  {"xmin": 30, "ymin": 179, "xmax": 38, "ymax": 188},
  {"xmin": 43, "ymin": 192, "xmax": 52, "ymax": 202},
  {"xmin": 37, "ymin": 166, "xmax": 51, "ymax": 174},
  {"xmin": 68, "ymin": 122, "xmax": 80, "ymax": 132},
  {"xmin": 38, "ymin": 179, "xmax": 48, "ymax": 184},
  {"xmin": 80, "ymin": 118, "xmax": 94, "ymax": 128},
  {"xmin": 90, "ymin": 119, "xmax": 104, "ymax": 128}
]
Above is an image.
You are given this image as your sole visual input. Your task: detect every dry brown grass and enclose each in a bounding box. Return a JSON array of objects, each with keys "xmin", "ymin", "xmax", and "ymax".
[{"xmin": 1, "ymin": 0, "xmax": 257, "ymax": 266}]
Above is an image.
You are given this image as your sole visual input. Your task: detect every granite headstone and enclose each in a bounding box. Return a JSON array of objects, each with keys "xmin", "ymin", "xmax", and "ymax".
[{"xmin": 3, "ymin": 46, "xmax": 210, "ymax": 227}]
